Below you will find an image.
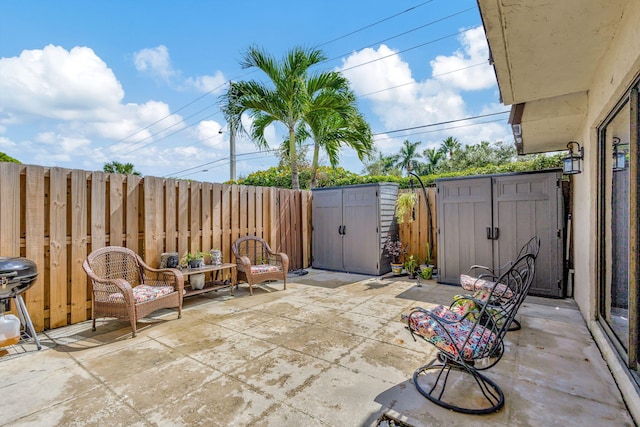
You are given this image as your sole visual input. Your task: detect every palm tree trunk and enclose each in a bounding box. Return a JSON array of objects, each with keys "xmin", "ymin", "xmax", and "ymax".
[
  {"xmin": 289, "ymin": 126, "xmax": 300, "ymax": 190},
  {"xmin": 310, "ymin": 142, "xmax": 320, "ymax": 189}
]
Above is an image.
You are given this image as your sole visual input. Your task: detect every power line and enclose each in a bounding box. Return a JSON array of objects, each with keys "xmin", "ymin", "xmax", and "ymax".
[
  {"xmin": 315, "ymin": 0, "xmax": 435, "ymax": 48},
  {"xmin": 372, "ymin": 111, "xmax": 509, "ymax": 136},
  {"xmin": 372, "ymin": 117, "xmax": 507, "ymax": 141},
  {"xmin": 109, "ymin": 2, "xmax": 465, "ymax": 153}
]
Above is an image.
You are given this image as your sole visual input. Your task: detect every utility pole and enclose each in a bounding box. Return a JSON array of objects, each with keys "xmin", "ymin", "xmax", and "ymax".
[{"xmin": 229, "ymin": 124, "xmax": 236, "ymax": 182}]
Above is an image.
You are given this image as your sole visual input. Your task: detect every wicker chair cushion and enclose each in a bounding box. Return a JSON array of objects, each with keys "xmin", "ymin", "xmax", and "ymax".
[
  {"xmin": 460, "ymin": 274, "xmax": 513, "ymax": 299},
  {"xmin": 250, "ymin": 265, "xmax": 282, "ymax": 274},
  {"xmin": 107, "ymin": 285, "xmax": 175, "ymax": 303},
  {"xmin": 403, "ymin": 305, "xmax": 497, "ymax": 360}
]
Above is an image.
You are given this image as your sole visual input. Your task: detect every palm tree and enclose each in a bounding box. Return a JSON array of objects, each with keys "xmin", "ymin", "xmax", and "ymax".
[
  {"xmin": 103, "ymin": 161, "xmax": 140, "ymax": 175},
  {"xmin": 220, "ymin": 46, "xmax": 351, "ymax": 190},
  {"xmin": 305, "ymin": 90, "xmax": 373, "ymax": 187},
  {"xmin": 422, "ymin": 147, "xmax": 443, "ymax": 174},
  {"xmin": 439, "ymin": 136, "xmax": 461, "ymax": 160},
  {"xmin": 393, "ymin": 139, "xmax": 422, "ymax": 175}
]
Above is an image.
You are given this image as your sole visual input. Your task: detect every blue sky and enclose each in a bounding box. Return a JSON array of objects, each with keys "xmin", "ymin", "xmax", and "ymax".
[{"xmin": 0, "ymin": 0, "xmax": 510, "ymax": 180}]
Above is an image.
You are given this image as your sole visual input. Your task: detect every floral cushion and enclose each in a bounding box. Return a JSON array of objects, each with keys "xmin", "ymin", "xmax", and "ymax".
[
  {"xmin": 250, "ymin": 264, "xmax": 282, "ymax": 274},
  {"xmin": 107, "ymin": 285, "xmax": 174, "ymax": 303},
  {"xmin": 460, "ymin": 274, "xmax": 513, "ymax": 299},
  {"xmin": 402, "ymin": 305, "xmax": 496, "ymax": 360},
  {"xmin": 449, "ymin": 289, "xmax": 493, "ymax": 321}
]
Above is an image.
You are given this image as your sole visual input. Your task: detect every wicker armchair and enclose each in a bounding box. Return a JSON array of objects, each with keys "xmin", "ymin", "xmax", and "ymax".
[
  {"xmin": 232, "ymin": 236, "xmax": 289, "ymax": 295},
  {"xmin": 83, "ymin": 246, "xmax": 183, "ymax": 337}
]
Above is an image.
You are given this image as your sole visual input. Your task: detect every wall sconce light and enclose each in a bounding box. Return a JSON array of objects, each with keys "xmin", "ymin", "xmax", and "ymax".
[
  {"xmin": 612, "ymin": 137, "xmax": 627, "ymax": 172},
  {"xmin": 563, "ymin": 141, "xmax": 584, "ymax": 175}
]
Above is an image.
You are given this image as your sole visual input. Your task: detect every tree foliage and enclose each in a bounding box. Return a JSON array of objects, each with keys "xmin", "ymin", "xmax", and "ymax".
[
  {"xmin": 220, "ymin": 45, "xmax": 371, "ymax": 190},
  {"xmin": 0, "ymin": 152, "xmax": 21, "ymax": 164},
  {"xmin": 103, "ymin": 161, "xmax": 141, "ymax": 175}
]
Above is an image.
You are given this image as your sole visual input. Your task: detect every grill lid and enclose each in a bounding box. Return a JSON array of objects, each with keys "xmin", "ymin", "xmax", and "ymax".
[{"xmin": 0, "ymin": 257, "xmax": 38, "ymax": 299}]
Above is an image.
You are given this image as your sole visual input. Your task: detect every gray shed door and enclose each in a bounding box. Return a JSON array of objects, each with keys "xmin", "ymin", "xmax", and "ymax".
[
  {"xmin": 437, "ymin": 178, "xmax": 493, "ymax": 285},
  {"xmin": 312, "ymin": 188, "xmax": 343, "ymax": 270},
  {"xmin": 492, "ymin": 173, "xmax": 563, "ymax": 297},
  {"xmin": 437, "ymin": 171, "xmax": 564, "ymax": 297},
  {"xmin": 342, "ymin": 186, "xmax": 379, "ymax": 274}
]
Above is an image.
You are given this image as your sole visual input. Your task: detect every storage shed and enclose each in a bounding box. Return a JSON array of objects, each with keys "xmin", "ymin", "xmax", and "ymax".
[
  {"xmin": 311, "ymin": 183, "xmax": 398, "ymax": 275},
  {"xmin": 436, "ymin": 170, "xmax": 565, "ymax": 297}
]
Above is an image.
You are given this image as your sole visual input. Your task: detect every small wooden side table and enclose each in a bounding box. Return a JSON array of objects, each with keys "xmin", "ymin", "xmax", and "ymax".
[{"xmin": 178, "ymin": 263, "xmax": 237, "ymax": 297}]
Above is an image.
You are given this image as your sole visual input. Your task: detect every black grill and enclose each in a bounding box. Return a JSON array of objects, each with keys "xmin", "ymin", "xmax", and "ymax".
[{"xmin": 0, "ymin": 257, "xmax": 38, "ymax": 299}]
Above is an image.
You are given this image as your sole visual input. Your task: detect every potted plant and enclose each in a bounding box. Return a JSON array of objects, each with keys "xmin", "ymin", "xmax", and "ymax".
[
  {"xmin": 404, "ymin": 254, "xmax": 419, "ymax": 279},
  {"xmin": 181, "ymin": 250, "xmax": 206, "ymax": 269},
  {"xmin": 394, "ymin": 192, "xmax": 417, "ymax": 224},
  {"xmin": 384, "ymin": 238, "xmax": 404, "ymax": 275},
  {"xmin": 419, "ymin": 245, "xmax": 434, "ymax": 280}
]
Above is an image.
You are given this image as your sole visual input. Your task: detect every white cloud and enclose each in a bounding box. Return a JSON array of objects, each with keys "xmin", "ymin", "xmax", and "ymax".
[
  {"xmin": 185, "ymin": 71, "xmax": 227, "ymax": 94},
  {"xmin": 336, "ymin": 28, "xmax": 508, "ymax": 157},
  {"xmin": 133, "ymin": 45, "xmax": 175, "ymax": 81},
  {"xmin": 0, "ymin": 45, "xmax": 124, "ymax": 121},
  {"xmin": 134, "ymin": 45, "xmax": 227, "ymax": 95},
  {"xmin": 430, "ymin": 26, "xmax": 495, "ymax": 91}
]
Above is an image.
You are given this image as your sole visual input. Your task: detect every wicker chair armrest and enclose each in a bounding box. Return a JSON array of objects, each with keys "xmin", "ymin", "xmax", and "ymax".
[
  {"xmin": 144, "ymin": 267, "xmax": 184, "ymax": 290},
  {"xmin": 91, "ymin": 277, "xmax": 135, "ymax": 305},
  {"xmin": 236, "ymin": 256, "xmax": 252, "ymax": 272}
]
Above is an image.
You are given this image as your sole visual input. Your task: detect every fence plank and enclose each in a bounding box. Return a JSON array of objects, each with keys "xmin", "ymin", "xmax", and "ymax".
[
  {"xmin": 143, "ymin": 176, "xmax": 164, "ymax": 266},
  {"xmin": 177, "ymin": 180, "xmax": 189, "ymax": 258},
  {"xmin": 255, "ymin": 187, "xmax": 264, "ymax": 238},
  {"xmin": 0, "ymin": 162, "xmax": 21, "ymax": 255},
  {"xmin": 190, "ymin": 181, "xmax": 201, "ymax": 252},
  {"xmin": 91, "ymin": 172, "xmax": 107, "ymax": 250},
  {"xmin": 109, "ymin": 174, "xmax": 124, "ymax": 247},
  {"xmin": 165, "ymin": 179, "xmax": 177, "ymax": 252},
  {"xmin": 239, "ymin": 185, "xmax": 248, "ymax": 236},
  {"xmin": 49, "ymin": 168, "xmax": 68, "ymax": 328},
  {"xmin": 301, "ymin": 191, "xmax": 311, "ymax": 268},
  {"xmin": 126, "ymin": 175, "xmax": 142, "ymax": 252},
  {"xmin": 70, "ymin": 170, "xmax": 88, "ymax": 323},
  {"xmin": 221, "ymin": 184, "xmax": 231, "ymax": 263},
  {"xmin": 247, "ymin": 186, "xmax": 256, "ymax": 236},
  {"xmin": 24, "ymin": 166, "xmax": 45, "ymax": 330},
  {"xmin": 201, "ymin": 182, "xmax": 213, "ymax": 252},
  {"xmin": 212, "ymin": 183, "xmax": 222, "ymax": 252}
]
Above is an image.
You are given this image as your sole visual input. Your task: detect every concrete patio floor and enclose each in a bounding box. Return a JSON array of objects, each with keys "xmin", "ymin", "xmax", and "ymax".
[{"xmin": 0, "ymin": 269, "xmax": 635, "ymax": 426}]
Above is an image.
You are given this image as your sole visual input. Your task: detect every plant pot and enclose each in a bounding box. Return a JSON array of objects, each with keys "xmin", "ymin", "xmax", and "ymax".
[
  {"xmin": 189, "ymin": 273, "xmax": 206, "ymax": 290},
  {"xmin": 188, "ymin": 259, "xmax": 204, "ymax": 269},
  {"xmin": 209, "ymin": 249, "xmax": 222, "ymax": 265},
  {"xmin": 419, "ymin": 266, "xmax": 433, "ymax": 280},
  {"xmin": 391, "ymin": 263, "xmax": 404, "ymax": 275}
]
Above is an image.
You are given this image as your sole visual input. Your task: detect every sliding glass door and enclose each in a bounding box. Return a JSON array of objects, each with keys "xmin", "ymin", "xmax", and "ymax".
[{"xmin": 598, "ymin": 82, "xmax": 638, "ymax": 373}]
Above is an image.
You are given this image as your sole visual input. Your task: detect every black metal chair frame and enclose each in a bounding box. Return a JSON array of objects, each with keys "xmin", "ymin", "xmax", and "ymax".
[
  {"xmin": 464, "ymin": 236, "xmax": 540, "ymax": 331},
  {"xmin": 406, "ymin": 253, "xmax": 536, "ymax": 414}
]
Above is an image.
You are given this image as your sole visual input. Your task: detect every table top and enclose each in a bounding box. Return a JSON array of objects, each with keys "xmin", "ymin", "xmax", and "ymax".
[{"xmin": 178, "ymin": 263, "xmax": 236, "ymax": 276}]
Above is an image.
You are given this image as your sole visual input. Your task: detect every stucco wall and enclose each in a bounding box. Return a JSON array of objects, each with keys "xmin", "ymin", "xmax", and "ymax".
[{"xmin": 572, "ymin": 0, "xmax": 640, "ymax": 322}]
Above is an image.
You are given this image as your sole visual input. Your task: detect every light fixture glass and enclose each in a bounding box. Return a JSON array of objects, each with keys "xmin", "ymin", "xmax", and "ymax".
[
  {"xmin": 563, "ymin": 141, "xmax": 583, "ymax": 175},
  {"xmin": 612, "ymin": 137, "xmax": 627, "ymax": 172}
]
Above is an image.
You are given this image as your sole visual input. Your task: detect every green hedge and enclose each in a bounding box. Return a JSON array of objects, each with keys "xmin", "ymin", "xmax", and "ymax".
[{"xmin": 233, "ymin": 155, "xmax": 563, "ymax": 189}]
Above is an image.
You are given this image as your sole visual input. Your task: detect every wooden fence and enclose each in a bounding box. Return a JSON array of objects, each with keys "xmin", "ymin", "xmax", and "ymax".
[
  {"xmin": 397, "ymin": 188, "xmax": 438, "ymax": 266},
  {"xmin": 0, "ymin": 163, "xmax": 311, "ymax": 331}
]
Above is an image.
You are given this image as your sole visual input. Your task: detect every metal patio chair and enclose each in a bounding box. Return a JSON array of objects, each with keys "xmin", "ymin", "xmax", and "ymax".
[
  {"xmin": 460, "ymin": 235, "xmax": 540, "ymax": 331},
  {"xmin": 83, "ymin": 246, "xmax": 183, "ymax": 337},
  {"xmin": 404, "ymin": 252, "xmax": 536, "ymax": 414}
]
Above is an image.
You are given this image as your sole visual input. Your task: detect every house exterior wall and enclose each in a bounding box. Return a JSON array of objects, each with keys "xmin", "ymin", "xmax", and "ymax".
[
  {"xmin": 571, "ymin": 1, "xmax": 640, "ymax": 419},
  {"xmin": 573, "ymin": 0, "xmax": 640, "ymax": 323}
]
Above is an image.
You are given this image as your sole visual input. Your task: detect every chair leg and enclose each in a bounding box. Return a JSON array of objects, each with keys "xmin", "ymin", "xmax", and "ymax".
[
  {"xmin": 413, "ymin": 355, "xmax": 504, "ymax": 415},
  {"xmin": 130, "ymin": 320, "xmax": 137, "ymax": 338},
  {"xmin": 92, "ymin": 317, "xmax": 97, "ymax": 331},
  {"xmin": 509, "ymin": 318, "xmax": 521, "ymax": 331}
]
